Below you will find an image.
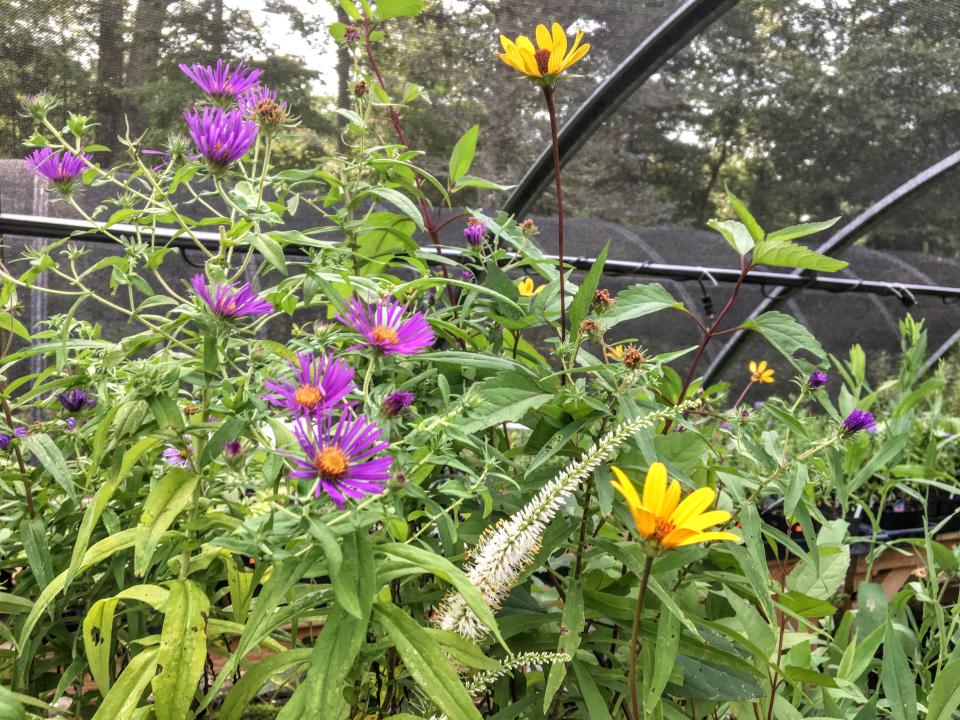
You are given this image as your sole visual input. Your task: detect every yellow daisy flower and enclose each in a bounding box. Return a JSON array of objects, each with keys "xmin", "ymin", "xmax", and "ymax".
[
  {"xmin": 605, "ymin": 344, "xmax": 625, "ymax": 361},
  {"xmin": 611, "ymin": 462, "xmax": 740, "ymax": 550},
  {"xmin": 749, "ymin": 360, "xmax": 775, "ymax": 384},
  {"xmin": 498, "ymin": 22, "xmax": 590, "ymax": 86},
  {"xmin": 517, "ymin": 277, "xmax": 544, "ymax": 297}
]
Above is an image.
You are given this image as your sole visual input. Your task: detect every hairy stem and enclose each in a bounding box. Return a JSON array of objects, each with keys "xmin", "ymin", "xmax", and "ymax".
[
  {"xmin": 629, "ymin": 555, "xmax": 655, "ymax": 720},
  {"xmin": 543, "ymin": 87, "xmax": 567, "ymax": 349}
]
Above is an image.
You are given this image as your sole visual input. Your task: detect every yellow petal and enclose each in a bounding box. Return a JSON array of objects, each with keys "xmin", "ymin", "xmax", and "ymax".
[
  {"xmin": 757, "ymin": 360, "xmax": 768, "ymax": 373},
  {"xmin": 500, "ymin": 35, "xmax": 515, "ymax": 52},
  {"xmin": 535, "ymin": 24, "xmax": 552, "ymax": 51},
  {"xmin": 632, "ymin": 505, "xmax": 657, "ymax": 539},
  {"xmin": 670, "ymin": 486, "xmax": 716, "ymax": 527},
  {"xmin": 498, "ymin": 50, "xmax": 524, "ymax": 74},
  {"xmin": 611, "ymin": 466, "xmax": 641, "ymax": 509},
  {"xmin": 516, "ymin": 46, "xmax": 540, "ymax": 77},
  {"xmin": 559, "ymin": 42, "xmax": 589, "ymax": 71},
  {"xmin": 749, "ymin": 360, "xmax": 758, "ymax": 374},
  {"xmin": 515, "ymin": 35, "xmax": 535, "ymax": 54},
  {"xmin": 672, "ymin": 531, "xmax": 741, "ymax": 547},
  {"xmin": 661, "ymin": 480, "xmax": 681, "ymax": 518},
  {"xmin": 552, "ymin": 22, "xmax": 567, "ymax": 56},
  {"xmin": 677, "ymin": 509, "xmax": 731, "ymax": 533},
  {"xmin": 642, "ymin": 462, "xmax": 668, "ymax": 516},
  {"xmin": 660, "ymin": 527, "xmax": 697, "ymax": 548},
  {"xmin": 533, "ymin": 283, "xmax": 545, "ymax": 295}
]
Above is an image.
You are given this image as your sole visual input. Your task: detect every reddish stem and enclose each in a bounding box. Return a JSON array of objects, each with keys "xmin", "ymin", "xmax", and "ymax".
[
  {"xmin": 543, "ymin": 86, "xmax": 567, "ymax": 346},
  {"xmin": 662, "ymin": 261, "xmax": 752, "ymax": 433}
]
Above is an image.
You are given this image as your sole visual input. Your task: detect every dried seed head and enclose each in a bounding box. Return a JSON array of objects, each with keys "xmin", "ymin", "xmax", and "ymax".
[{"xmin": 593, "ymin": 288, "xmax": 614, "ymax": 312}]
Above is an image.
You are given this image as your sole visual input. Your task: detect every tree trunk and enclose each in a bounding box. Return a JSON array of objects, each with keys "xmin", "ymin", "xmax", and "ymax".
[
  {"xmin": 211, "ymin": 0, "xmax": 225, "ymax": 57},
  {"xmin": 94, "ymin": 0, "xmax": 126, "ymax": 163},
  {"xmin": 125, "ymin": 0, "xmax": 167, "ymax": 135},
  {"xmin": 335, "ymin": 4, "xmax": 352, "ymax": 145}
]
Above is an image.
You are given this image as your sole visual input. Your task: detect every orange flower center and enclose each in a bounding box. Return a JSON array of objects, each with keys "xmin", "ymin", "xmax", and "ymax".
[
  {"xmin": 372, "ymin": 325, "xmax": 399, "ymax": 346},
  {"xmin": 535, "ymin": 48, "xmax": 551, "ymax": 74},
  {"xmin": 313, "ymin": 447, "xmax": 349, "ymax": 481},
  {"xmin": 652, "ymin": 517, "xmax": 675, "ymax": 543},
  {"xmin": 294, "ymin": 384, "xmax": 324, "ymax": 410}
]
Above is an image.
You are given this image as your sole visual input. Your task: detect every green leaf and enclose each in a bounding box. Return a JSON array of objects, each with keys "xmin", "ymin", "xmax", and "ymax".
[
  {"xmin": 741, "ymin": 311, "xmax": 826, "ymax": 369},
  {"xmin": 218, "ymin": 650, "xmax": 312, "ymax": 720},
  {"xmin": 543, "ymin": 583, "xmax": 584, "ymax": 712},
  {"xmin": 752, "ymin": 239, "xmax": 848, "ymax": 272},
  {"xmin": 199, "ymin": 417, "xmax": 245, "ymax": 467},
  {"xmin": 458, "ymin": 371, "xmax": 552, "ymax": 434},
  {"xmin": 708, "ymin": 219, "xmax": 754, "ymax": 256},
  {"xmin": 602, "ymin": 283, "xmax": 685, "ymax": 329},
  {"xmin": 134, "ymin": 468, "xmax": 200, "ymax": 576},
  {"xmin": 336, "ymin": 0, "xmax": 362, "ymax": 20},
  {"xmin": 453, "ymin": 175, "xmax": 512, "ymax": 192},
  {"xmin": 786, "ymin": 522, "xmax": 850, "ymax": 600},
  {"xmin": 376, "ymin": 0, "xmax": 425, "ymax": 19},
  {"xmin": 152, "ymin": 580, "xmax": 210, "ymax": 720},
  {"xmin": 725, "ymin": 186, "xmax": 765, "ymax": 244},
  {"xmin": 0, "ymin": 686, "xmax": 25, "ymax": 720},
  {"xmin": 448, "ymin": 125, "xmax": 479, "ymax": 184},
  {"xmin": 378, "ymin": 543, "xmax": 506, "ymax": 648},
  {"xmin": 855, "ymin": 582, "xmax": 888, "ymax": 640},
  {"xmin": 672, "ymin": 655, "xmax": 764, "ymax": 701},
  {"xmin": 19, "ymin": 517, "xmax": 53, "ymax": 590},
  {"xmin": 0, "ymin": 313, "xmax": 29, "ymax": 340},
  {"xmin": 569, "ymin": 241, "xmax": 609, "ymax": 332},
  {"xmin": 90, "ymin": 647, "xmax": 158, "ymax": 720},
  {"xmin": 291, "ymin": 532, "xmax": 375, "ymax": 719},
  {"xmin": 67, "ymin": 435, "xmax": 163, "ymax": 590},
  {"xmin": 571, "ymin": 661, "xmax": 614, "ymax": 720},
  {"xmin": 766, "ymin": 218, "xmax": 840, "ymax": 243},
  {"xmin": 926, "ymin": 659, "xmax": 960, "ymax": 720},
  {"xmin": 645, "ymin": 604, "xmax": 681, "ymax": 710},
  {"xmin": 881, "ymin": 618, "xmax": 917, "ymax": 720},
  {"xmin": 254, "ymin": 232, "xmax": 289, "ymax": 274},
  {"xmin": 24, "ymin": 433, "xmax": 74, "ymax": 500},
  {"xmin": 374, "ymin": 602, "xmax": 482, "ymax": 720},
  {"xmin": 776, "ymin": 590, "xmax": 836, "ymax": 618},
  {"xmin": 365, "ymin": 187, "xmax": 424, "ymax": 231}
]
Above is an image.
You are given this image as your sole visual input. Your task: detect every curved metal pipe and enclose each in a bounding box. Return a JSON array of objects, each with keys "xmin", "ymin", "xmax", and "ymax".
[
  {"xmin": 702, "ymin": 148, "xmax": 960, "ymax": 383},
  {"xmin": 502, "ymin": 0, "xmax": 739, "ymax": 217}
]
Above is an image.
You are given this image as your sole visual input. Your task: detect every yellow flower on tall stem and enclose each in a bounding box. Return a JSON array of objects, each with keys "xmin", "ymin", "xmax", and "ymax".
[
  {"xmin": 611, "ymin": 461, "xmax": 738, "ymax": 720},
  {"xmin": 498, "ymin": 23, "xmax": 590, "ymax": 86},
  {"xmin": 497, "ymin": 22, "xmax": 590, "ymax": 348}
]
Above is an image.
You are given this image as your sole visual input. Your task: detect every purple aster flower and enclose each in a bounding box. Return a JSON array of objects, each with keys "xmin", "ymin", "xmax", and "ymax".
[
  {"xmin": 63, "ymin": 417, "xmax": 77, "ymax": 432},
  {"xmin": 262, "ymin": 353, "xmax": 355, "ymax": 416},
  {"xmin": 14, "ymin": 427, "xmax": 28, "ymax": 439},
  {"xmin": 842, "ymin": 409, "xmax": 878, "ymax": 437},
  {"xmin": 336, "ymin": 296, "xmax": 435, "ymax": 356},
  {"xmin": 0, "ymin": 434, "xmax": 11, "ymax": 450},
  {"xmin": 56, "ymin": 388, "xmax": 96, "ymax": 413},
  {"xmin": 222, "ymin": 439, "xmax": 243, "ymax": 460},
  {"xmin": 289, "ymin": 412, "xmax": 392, "ymax": 508},
  {"xmin": 382, "ymin": 391, "xmax": 415, "ymax": 416},
  {"xmin": 752, "ymin": 400, "xmax": 764, "ymax": 410},
  {"xmin": 238, "ymin": 85, "xmax": 289, "ymax": 129},
  {"xmin": 191, "ymin": 274, "xmax": 273, "ymax": 319},
  {"xmin": 162, "ymin": 442, "xmax": 193, "ymax": 468},
  {"xmin": 25, "ymin": 147, "xmax": 92, "ymax": 195},
  {"xmin": 807, "ymin": 370, "xmax": 828, "ymax": 389},
  {"xmin": 178, "ymin": 59, "xmax": 262, "ymax": 101},
  {"xmin": 464, "ymin": 217, "xmax": 487, "ymax": 246},
  {"xmin": 183, "ymin": 107, "xmax": 258, "ymax": 171}
]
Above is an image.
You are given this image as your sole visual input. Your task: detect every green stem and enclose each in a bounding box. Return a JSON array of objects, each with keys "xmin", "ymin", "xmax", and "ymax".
[{"xmin": 629, "ymin": 555, "xmax": 655, "ymax": 720}]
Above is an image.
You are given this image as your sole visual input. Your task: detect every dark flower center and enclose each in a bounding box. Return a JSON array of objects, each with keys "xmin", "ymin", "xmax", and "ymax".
[
  {"xmin": 294, "ymin": 384, "xmax": 324, "ymax": 410},
  {"xmin": 653, "ymin": 517, "xmax": 675, "ymax": 543},
  {"xmin": 255, "ymin": 98, "xmax": 286, "ymax": 124},
  {"xmin": 535, "ymin": 48, "xmax": 551, "ymax": 74},
  {"xmin": 313, "ymin": 447, "xmax": 349, "ymax": 481}
]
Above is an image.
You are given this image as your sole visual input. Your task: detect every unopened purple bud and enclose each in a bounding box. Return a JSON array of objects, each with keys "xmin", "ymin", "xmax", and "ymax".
[
  {"xmin": 0, "ymin": 434, "xmax": 11, "ymax": 450},
  {"xmin": 807, "ymin": 370, "xmax": 828, "ymax": 389},
  {"xmin": 382, "ymin": 390, "xmax": 415, "ymax": 416},
  {"xmin": 461, "ymin": 270, "xmax": 474, "ymax": 282},
  {"xmin": 223, "ymin": 439, "xmax": 243, "ymax": 460},
  {"xmin": 14, "ymin": 427, "xmax": 28, "ymax": 439},
  {"xmin": 464, "ymin": 218, "xmax": 487, "ymax": 246},
  {"xmin": 842, "ymin": 409, "xmax": 877, "ymax": 436}
]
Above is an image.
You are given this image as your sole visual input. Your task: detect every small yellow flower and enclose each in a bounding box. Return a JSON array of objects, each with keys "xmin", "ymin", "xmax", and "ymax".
[
  {"xmin": 517, "ymin": 277, "xmax": 544, "ymax": 297},
  {"xmin": 605, "ymin": 344, "xmax": 625, "ymax": 361},
  {"xmin": 611, "ymin": 462, "xmax": 740, "ymax": 550},
  {"xmin": 749, "ymin": 360, "xmax": 775, "ymax": 384},
  {"xmin": 498, "ymin": 22, "xmax": 590, "ymax": 85}
]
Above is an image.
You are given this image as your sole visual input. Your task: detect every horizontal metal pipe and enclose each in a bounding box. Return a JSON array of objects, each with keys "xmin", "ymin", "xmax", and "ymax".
[{"xmin": 1, "ymin": 212, "xmax": 959, "ymax": 300}]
